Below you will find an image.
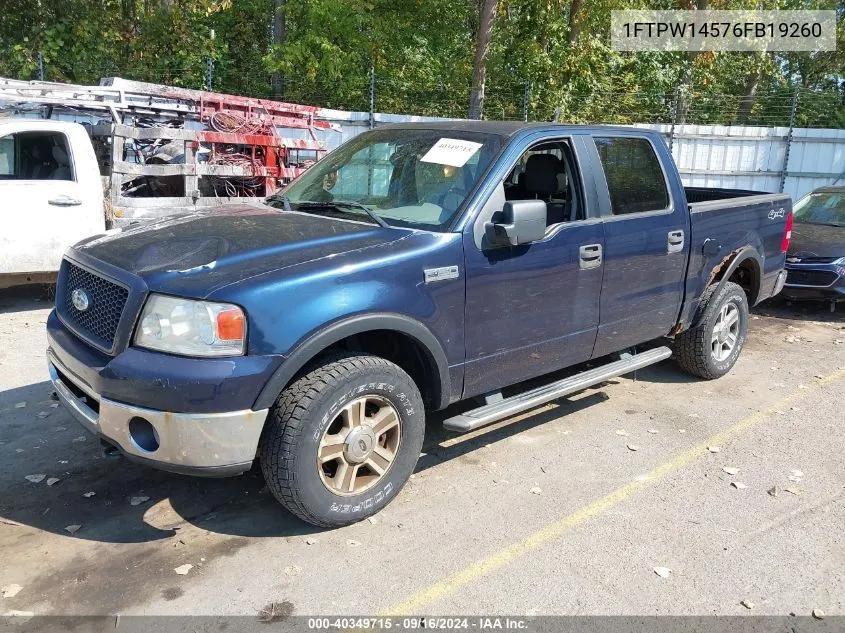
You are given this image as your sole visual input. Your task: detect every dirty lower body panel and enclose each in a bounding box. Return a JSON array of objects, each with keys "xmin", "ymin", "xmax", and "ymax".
[{"xmin": 48, "ymin": 350, "xmax": 267, "ymax": 477}]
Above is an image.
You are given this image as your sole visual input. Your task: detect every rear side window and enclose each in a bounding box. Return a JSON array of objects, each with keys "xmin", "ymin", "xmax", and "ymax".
[{"xmin": 594, "ymin": 137, "xmax": 669, "ymax": 215}]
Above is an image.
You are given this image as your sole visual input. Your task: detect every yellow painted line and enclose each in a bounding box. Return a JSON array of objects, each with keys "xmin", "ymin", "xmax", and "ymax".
[{"xmin": 383, "ymin": 367, "xmax": 845, "ymax": 616}]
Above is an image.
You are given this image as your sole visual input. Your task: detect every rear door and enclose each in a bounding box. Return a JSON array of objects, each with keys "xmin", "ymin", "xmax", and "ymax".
[
  {"xmin": 588, "ymin": 133, "xmax": 690, "ymax": 357},
  {"xmin": 461, "ymin": 133, "xmax": 605, "ymax": 398},
  {"xmin": 0, "ymin": 126, "xmax": 103, "ymax": 275}
]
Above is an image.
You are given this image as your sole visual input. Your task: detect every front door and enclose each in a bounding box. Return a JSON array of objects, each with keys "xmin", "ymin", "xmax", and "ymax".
[
  {"xmin": 0, "ymin": 129, "xmax": 101, "ymax": 276},
  {"xmin": 462, "ymin": 136, "xmax": 605, "ymax": 399}
]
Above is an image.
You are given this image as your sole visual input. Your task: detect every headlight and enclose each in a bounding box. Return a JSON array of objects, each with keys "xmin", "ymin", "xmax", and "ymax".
[{"xmin": 134, "ymin": 294, "xmax": 246, "ymax": 357}]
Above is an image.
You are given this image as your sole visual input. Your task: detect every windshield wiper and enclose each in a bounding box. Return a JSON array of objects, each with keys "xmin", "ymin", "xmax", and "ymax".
[
  {"xmin": 330, "ymin": 200, "xmax": 389, "ymax": 228},
  {"xmin": 265, "ymin": 192, "xmax": 292, "ymax": 212},
  {"xmin": 297, "ymin": 200, "xmax": 389, "ymax": 228}
]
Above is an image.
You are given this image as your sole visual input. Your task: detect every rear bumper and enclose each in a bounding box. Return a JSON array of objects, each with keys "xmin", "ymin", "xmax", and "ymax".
[{"xmin": 49, "ymin": 351, "xmax": 267, "ymax": 476}]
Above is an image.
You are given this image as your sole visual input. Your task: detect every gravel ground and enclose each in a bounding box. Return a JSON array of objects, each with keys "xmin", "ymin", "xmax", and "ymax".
[{"xmin": 0, "ymin": 286, "xmax": 843, "ymax": 619}]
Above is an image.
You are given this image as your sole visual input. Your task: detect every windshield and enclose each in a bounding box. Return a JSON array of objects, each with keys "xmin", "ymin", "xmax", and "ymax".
[
  {"xmin": 267, "ymin": 128, "xmax": 504, "ymax": 230},
  {"xmin": 793, "ymin": 191, "xmax": 845, "ymax": 227}
]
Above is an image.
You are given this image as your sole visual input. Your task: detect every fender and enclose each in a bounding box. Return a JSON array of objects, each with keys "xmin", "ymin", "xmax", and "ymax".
[
  {"xmin": 692, "ymin": 246, "xmax": 763, "ymax": 327},
  {"xmin": 253, "ymin": 313, "xmax": 452, "ymax": 411}
]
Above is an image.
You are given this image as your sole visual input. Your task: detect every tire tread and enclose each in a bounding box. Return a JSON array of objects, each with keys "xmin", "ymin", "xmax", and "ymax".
[
  {"xmin": 675, "ymin": 281, "xmax": 747, "ymax": 380},
  {"xmin": 260, "ymin": 351, "xmax": 411, "ymax": 527}
]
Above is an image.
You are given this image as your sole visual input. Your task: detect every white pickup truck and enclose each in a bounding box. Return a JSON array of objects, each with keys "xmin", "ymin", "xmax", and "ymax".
[
  {"xmin": 0, "ymin": 120, "xmax": 106, "ymax": 288},
  {"xmin": 1, "ymin": 77, "xmax": 335, "ymax": 289}
]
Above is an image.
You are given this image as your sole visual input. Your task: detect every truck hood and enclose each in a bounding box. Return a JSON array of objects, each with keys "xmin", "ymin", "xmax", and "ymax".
[
  {"xmin": 73, "ymin": 204, "xmax": 408, "ymax": 297},
  {"xmin": 788, "ymin": 222, "xmax": 845, "ymax": 259}
]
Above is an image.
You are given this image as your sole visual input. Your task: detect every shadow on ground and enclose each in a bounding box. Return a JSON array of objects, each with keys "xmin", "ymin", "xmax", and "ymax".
[
  {"xmin": 755, "ymin": 295, "xmax": 845, "ymax": 324},
  {"xmin": 4, "ymin": 290, "xmax": 838, "ymax": 546},
  {"xmin": 1, "ymin": 374, "xmax": 614, "ymax": 545},
  {"xmin": 0, "ymin": 284, "xmax": 55, "ymax": 314}
]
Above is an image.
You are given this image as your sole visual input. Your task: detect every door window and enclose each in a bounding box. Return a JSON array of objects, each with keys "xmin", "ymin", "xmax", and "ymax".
[
  {"xmin": 0, "ymin": 131, "xmax": 74, "ymax": 181},
  {"xmin": 503, "ymin": 140, "xmax": 582, "ymax": 226},
  {"xmin": 594, "ymin": 137, "xmax": 668, "ymax": 215}
]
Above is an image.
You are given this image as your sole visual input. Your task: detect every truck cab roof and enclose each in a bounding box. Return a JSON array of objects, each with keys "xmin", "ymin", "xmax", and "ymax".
[
  {"xmin": 375, "ymin": 120, "xmax": 656, "ymax": 139},
  {"xmin": 0, "ymin": 118, "xmax": 88, "ymax": 132}
]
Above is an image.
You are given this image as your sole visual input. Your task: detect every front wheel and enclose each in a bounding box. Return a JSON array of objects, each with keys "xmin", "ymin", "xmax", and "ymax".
[
  {"xmin": 674, "ymin": 281, "xmax": 749, "ymax": 380},
  {"xmin": 260, "ymin": 352, "xmax": 425, "ymax": 527}
]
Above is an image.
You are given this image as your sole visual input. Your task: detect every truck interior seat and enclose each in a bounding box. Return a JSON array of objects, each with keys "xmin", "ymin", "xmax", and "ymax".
[
  {"xmin": 24, "ymin": 146, "xmax": 51, "ymax": 179},
  {"xmin": 50, "ymin": 144, "xmax": 71, "ymax": 180},
  {"xmin": 524, "ymin": 153, "xmax": 568, "ymax": 226},
  {"xmin": 19, "ymin": 137, "xmax": 59, "ymax": 180}
]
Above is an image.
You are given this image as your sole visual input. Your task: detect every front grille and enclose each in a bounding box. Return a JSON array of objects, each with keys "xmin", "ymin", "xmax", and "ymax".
[
  {"xmin": 791, "ymin": 256, "xmax": 839, "ymax": 264},
  {"xmin": 61, "ymin": 262, "xmax": 129, "ymax": 350},
  {"xmin": 785, "ymin": 269, "xmax": 839, "ymax": 287}
]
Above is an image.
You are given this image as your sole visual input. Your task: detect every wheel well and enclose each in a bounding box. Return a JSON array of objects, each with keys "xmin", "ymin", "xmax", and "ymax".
[
  {"xmin": 725, "ymin": 258, "xmax": 761, "ymax": 305},
  {"xmin": 324, "ymin": 330, "xmax": 440, "ymax": 408}
]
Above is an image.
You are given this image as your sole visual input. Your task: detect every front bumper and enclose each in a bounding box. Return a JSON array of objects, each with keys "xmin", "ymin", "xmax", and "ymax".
[
  {"xmin": 771, "ymin": 269, "xmax": 788, "ymax": 298},
  {"xmin": 47, "ymin": 310, "xmax": 282, "ymax": 414},
  {"xmin": 49, "ymin": 351, "xmax": 268, "ymax": 476},
  {"xmin": 783, "ymin": 263, "xmax": 845, "ymax": 301}
]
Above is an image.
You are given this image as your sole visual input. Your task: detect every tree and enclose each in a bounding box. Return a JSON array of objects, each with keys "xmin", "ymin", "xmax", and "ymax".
[
  {"xmin": 567, "ymin": 0, "xmax": 581, "ymax": 45},
  {"xmin": 272, "ymin": 0, "xmax": 285, "ymax": 97},
  {"xmin": 0, "ymin": 0, "xmax": 841, "ymax": 126},
  {"xmin": 469, "ymin": 0, "xmax": 498, "ymax": 119}
]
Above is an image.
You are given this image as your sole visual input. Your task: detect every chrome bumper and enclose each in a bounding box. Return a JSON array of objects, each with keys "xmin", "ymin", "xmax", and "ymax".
[{"xmin": 48, "ymin": 351, "xmax": 268, "ymax": 476}]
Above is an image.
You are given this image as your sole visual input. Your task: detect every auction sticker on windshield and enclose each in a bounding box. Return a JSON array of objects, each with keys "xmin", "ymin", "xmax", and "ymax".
[{"xmin": 420, "ymin": 138, "xmax": 483, "ymax": 168}]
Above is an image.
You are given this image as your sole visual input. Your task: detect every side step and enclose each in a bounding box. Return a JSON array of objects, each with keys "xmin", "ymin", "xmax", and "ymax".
[{"xmin": 443, "ymin": 346, "xmax": 672, "ymax": 433}]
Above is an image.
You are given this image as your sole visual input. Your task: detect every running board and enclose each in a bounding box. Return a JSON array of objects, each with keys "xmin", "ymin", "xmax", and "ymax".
[{"xmin": 443, "ymin": 346, "xmax": 673, "ymax": 433}]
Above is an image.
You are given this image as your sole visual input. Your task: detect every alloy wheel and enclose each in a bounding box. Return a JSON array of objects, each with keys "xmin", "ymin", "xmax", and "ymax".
[
  {"xmin": 711, "ymin": 301, "xmax": 740, "ymax": 362},
  {"xmin": 317, "ymin": 395, "xmax": 401, "ymax": 495}
]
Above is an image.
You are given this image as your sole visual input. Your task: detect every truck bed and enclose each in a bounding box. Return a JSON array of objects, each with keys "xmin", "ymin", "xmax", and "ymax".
[
  {"xmin": 679, "ymin": 186, "xmax": 791, "ymax": 329},
  {"xmin": 684, "ymin": 186, "xmax": 773, "ymax": 205}
]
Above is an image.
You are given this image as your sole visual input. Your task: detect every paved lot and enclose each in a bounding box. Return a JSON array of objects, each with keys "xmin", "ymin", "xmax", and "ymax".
[{"xmin": 1, "ymin": 288, "xmax": 843, "ymax": 618}]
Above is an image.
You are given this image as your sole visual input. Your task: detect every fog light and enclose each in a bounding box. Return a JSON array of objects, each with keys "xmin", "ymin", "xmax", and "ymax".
[{"xmin": 128, "ymin": 416, "xmax": 160, "ymax": 453}]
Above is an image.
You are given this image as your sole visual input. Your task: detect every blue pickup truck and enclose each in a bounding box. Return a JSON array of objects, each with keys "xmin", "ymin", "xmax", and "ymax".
[{"xmin": 47, "ymin": 122, "xmax": 792, "ymax": 527}]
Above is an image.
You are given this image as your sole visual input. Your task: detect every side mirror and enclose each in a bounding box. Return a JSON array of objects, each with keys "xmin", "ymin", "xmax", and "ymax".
[{"xmin": 484, "ymin": 200, "xmax": 547, "ymax": 247}]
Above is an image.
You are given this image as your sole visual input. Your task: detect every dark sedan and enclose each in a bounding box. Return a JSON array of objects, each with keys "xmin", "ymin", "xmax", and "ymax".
[{"xmin": 783, "ymin": 186, "xmax": 845, "ymax": 310}]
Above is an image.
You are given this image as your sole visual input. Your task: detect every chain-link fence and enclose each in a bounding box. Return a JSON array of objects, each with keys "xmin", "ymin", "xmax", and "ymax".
[
  {"xmin": 10, "ymin": 53, "xmax": 845, "ymax": 129},
  {"xmin": 267, "ymin": 76, "xmax": 845, "ymax": 130}
]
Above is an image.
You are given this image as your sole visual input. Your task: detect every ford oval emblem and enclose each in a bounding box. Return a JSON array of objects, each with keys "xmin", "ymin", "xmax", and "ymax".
[{"xmin": 71, "ymin": 288, "xmax": 90, "ymax": 312}]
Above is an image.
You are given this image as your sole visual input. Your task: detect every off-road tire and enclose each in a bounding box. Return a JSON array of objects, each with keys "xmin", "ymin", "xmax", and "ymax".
[
  {"xmin": 674, "ymin": 281, "xmax": 749, "ymax": 380},
  {"xmin": 259, "ymin": 352, "xmax": 425, "ymax": 528}
]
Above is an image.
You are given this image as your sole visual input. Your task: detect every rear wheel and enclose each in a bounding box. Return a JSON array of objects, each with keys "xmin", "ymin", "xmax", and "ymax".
[
  {"xmin": 260, "ymin": 352, "xmax": 425, "ymax": 527},
  {"xmin": 674, "ymin": 281, "xmax": 749, "ymax": 380}
]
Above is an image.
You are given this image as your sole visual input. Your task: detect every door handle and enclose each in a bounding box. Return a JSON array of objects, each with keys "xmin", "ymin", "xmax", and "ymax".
[
  {"xmin": 579, "ymin": 244, "xmax": 602, "ymax": 270},
  {"xmin": 667, "ymin": 230, "xmax": 685, "ymax": 253},
  {"xmin": 48, "ymin": 195, "xmax": 82, "ymax": 206}
]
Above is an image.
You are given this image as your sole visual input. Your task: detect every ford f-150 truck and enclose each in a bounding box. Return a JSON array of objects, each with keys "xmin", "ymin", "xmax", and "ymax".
[{"xmin": 47, "ymin": 122, "xmax": 792, "ymax": 527}]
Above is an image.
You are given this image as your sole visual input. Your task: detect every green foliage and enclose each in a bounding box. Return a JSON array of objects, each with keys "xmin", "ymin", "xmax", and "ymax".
[
  {"xmin": 0, "ymin": 0, "xmax": 225, "ymax": 87},
  {"xmin": 0, "ymin": 0, "xmax": 842, "ymax": 127}
]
